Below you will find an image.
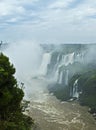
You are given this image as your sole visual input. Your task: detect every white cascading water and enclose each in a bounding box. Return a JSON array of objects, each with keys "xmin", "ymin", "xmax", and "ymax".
[
  {"xmin": 59, "ymin": 52, "xmax": 74, "ymax": 67},
  {"xmin": 75, "ymin": 53, "xmax": 84, "ymax": 63},
  {"xmin": 41, "ymin": 51, "xmax": 84, "ymax": 86},
  {"xmin": 58, "ymin": 71, "xmax": 63, "ymax": 84},
  {"xmin": 65, "ymin": 69, "xmax": 69, "ymax": 85},
  {"xmin": 58, "ymin": 69, "xmax": 69, "ymax": 85},
  {"xmin": 72, "ymin": 79, "xmax": 79, "ymax": 98},
  {"xmin": 55, "ymin": 52, "xmax": 85, "ymax": 85},
  {"xmin": 54, "ymin": 69, "xmax": 58, "ymax": 82},
  {"xmin": 53, "ymin": 54, "xmax": 61, "ymax": 82},
  {"xmin": 39, "ymin": 52, "xmax": 51, "ymax": 76},
  {"xmin": 54, "ymin": 53, "xmax": 74, "ymax": 84}
]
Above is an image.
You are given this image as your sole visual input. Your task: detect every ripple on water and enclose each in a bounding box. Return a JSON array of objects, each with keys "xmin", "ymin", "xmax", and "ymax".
[{"xmin": 26, "ymin": 79, "xmax": 96, "ymax": 130}]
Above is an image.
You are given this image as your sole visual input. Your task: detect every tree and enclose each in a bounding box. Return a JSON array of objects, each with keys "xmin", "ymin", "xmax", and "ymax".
[{"xmin": 0, "ymin": 53, "xmax": 33, "ymax": 130}]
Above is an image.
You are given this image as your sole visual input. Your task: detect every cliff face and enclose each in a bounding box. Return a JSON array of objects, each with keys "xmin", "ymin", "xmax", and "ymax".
[{"xmin": 40, "ymin": 44, "xmax": 96, "ymax": 115}]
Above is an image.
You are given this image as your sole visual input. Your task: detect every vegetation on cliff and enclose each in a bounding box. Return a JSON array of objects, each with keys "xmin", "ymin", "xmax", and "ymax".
[{"xmin": 48, "ymin": 63, "xmax": 96, "ymax": 117}]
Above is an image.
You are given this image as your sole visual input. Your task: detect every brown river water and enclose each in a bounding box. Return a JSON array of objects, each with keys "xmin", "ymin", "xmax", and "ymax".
[{"xmin": 25, "ymin": 78, "xmax": 96, "ymax": 130}]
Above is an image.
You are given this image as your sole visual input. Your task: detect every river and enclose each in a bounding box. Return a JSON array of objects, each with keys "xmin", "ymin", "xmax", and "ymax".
[{"xmin": 25, "ymin": 78, "xmax": 96, "ymax": 130}]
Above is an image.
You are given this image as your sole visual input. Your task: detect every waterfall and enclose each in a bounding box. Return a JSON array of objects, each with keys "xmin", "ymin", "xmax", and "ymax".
[
  {"xmin": 65, "ymin": 70, "xmax": 69, "ymax": 85},
  {"xmin": 51, "ymin": 53, "xmax": 74, "ymax": 84},
  {"xmin": 65, "ymin": 52, "xmax": 74, "ymax": 65},
  {"xmin": 72, "ymin": 79, "xmax": 79, "ymax": 98},
  {"xmin": 59, "ymin": 52, "xmax": 74, "ymax": 67},
  {"xmin": 53, "ymin": 54, "xmax": 61, "ymax": 81},
  {"xmin": 57, "ymin": 54, "xmax": 60, "ymax": 62},
  {"xmin": 54, "ymin": 69, "xmax": 59, "ymax": 82},
  {"xmin": 58, "ymin": 71, "xmax": 63, "ymax": 84},
  {"xmin": 74, "ymin": 52, "xmax": 84, "ymax": 63},
  {"xmin": 55, "ymin": 53, "xmax": 74, "ymax": 85},
  {"xmin": 39, "ymin": 52, "xmax": 51, "ymax": 76},
  {"xmin": 64, "ymin": 52, "xmax": 74, "ymax": 66},
  {"xmin": 39, "ymin": 50, "xmax": 84, "ymax": 86},
  {"xmin": 57, "ymin": 69, "xmax": 69, "ymax": 85}
]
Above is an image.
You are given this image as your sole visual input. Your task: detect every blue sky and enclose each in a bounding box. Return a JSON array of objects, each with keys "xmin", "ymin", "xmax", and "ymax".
[{"xmin": 0, "ymin": 0, "xmax": 96, "ymax": 44}]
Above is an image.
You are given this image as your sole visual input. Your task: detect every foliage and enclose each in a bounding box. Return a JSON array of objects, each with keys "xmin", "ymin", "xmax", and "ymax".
[
  {"xmin": 78, "ymin": 71, "xmax": 96, "ymax": 108},
  {"xmin": 0, "ymin": 53, "xmax": 33, "ymax": 130},
  {"xmin": 48, "ymin": 83, "xmax": 70, "ymax": 101},
  {"xmin": 69, "ymin": 69, "xmax": 96, "ymax": 113}
]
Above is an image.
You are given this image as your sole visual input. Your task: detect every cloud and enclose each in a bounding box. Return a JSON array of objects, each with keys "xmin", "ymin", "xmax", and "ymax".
[
  {"xmin": 0, "ymin": 0, "xmax": 96, "ymax": 43},
  {"xmin": 0, "ymin": 0, "xmax": 40, "ymax": 24},
  {"xmin": 0, "ymin": 1, "xmax": 25, "ymax": 16},
  {"xmin": 49, "ymin": 0, "xmax": 75, "ymax": 9}
]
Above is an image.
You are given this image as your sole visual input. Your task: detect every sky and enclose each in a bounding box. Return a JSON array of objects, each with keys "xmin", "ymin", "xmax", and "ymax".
[{"xmin": 0, "ymin": 0, "xmax": 96, "ymax": 44}]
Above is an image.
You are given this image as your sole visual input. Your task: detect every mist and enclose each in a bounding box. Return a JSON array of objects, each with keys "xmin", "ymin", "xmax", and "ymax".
[
  {"xmin": 3, "ymin": 41, "xmax": 43, "ymax": 99},
  {"xmin": 85, "ymin": 45, "xmax": 96, "ymax": 64},
  {"xmin": 2, "ymin": 43, "xmax": 96, "ymax": 99}
]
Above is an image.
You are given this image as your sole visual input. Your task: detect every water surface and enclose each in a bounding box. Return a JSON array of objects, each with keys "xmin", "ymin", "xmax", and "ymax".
[{"xmin": 26, "ymin": 79, "xmax": 96, "ymax": 130}]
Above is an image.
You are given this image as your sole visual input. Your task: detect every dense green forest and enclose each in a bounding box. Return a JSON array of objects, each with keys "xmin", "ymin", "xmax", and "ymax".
[{"xmin": 0, "ymin": 53, "xmax": 33, "ymax": 130}]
